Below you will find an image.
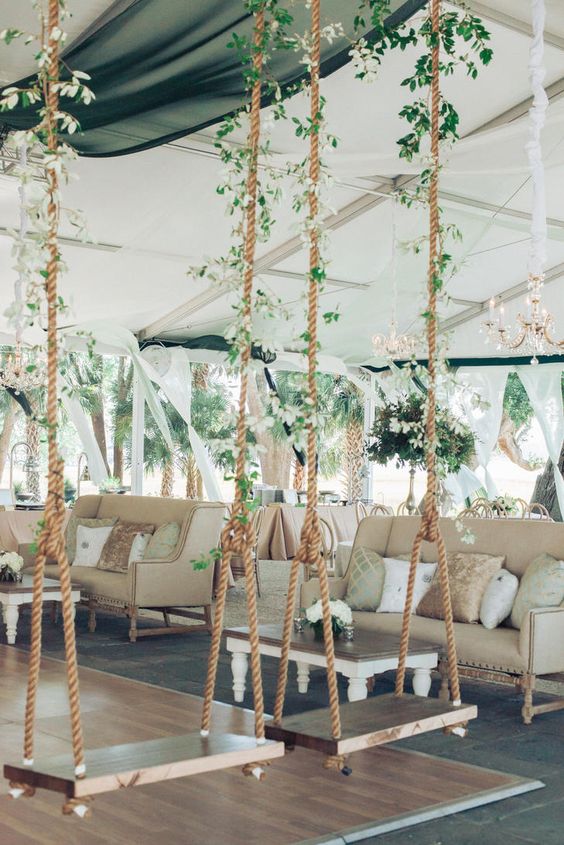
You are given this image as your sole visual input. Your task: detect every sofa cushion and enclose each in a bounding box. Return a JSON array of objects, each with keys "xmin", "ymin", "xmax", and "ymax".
[
  {"xmin": 66, "ymin": 516, "xmax": 118, "ymax": 564},
  {"xmin": 480, "ymin": 570, "xmax": 519, "ymax": 630},
  {"xmin": 98, "ymin": 522, "xmax": 155, "ymax": 573},
  {"xmin": 417, "ymin": 552, "xmax": 504, "ymax": 624},
  {"xmin": 351, "ymin": 610, "xmax": 525, "ymax": 673},
  {"xmin": 74, "ymin": 525, "xmax": 115, "ymax": 567},
  {"xmin": 44, "ymin": 563, "xmax": 132, "ymax": 603},
  {"xmin": 143, "ymin": 522, "xmax": 181, "ymax": 560},
  {"xmin": 510, "ymin": 553, "xmax": 564, "ymax": 630},
  {"xmin": 344, "ymin": 547, "xmax": 385, "ymax": 611},
  {"xmin": 377, "ymin": 558, "xmax": 437, "ymax": 614}
]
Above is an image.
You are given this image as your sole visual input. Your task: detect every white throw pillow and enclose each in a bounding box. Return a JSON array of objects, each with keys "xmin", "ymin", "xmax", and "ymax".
[
  {"xmin": 377, "ymin": 558, "xmax": 438, "ymax": 614},
  {"xmin": 74, "ymin": 525, "xmax": 114, "ymax": 567},
  {"xmin": 128, "ymin": 532, "xmax": 151, "ymax": 567},
  {"xmin": 480, "ymin": 569, "xmax": 519, "ymax": 630}
]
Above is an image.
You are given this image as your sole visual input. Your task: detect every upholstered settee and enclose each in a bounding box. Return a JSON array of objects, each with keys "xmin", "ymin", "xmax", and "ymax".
[
  {"xmin": 22, "ymin": 495, "xmax": 226, "ymax": 642},
  {"xmin": 301, "ymin": 515, "xmax": 564, "ymax": 724}
]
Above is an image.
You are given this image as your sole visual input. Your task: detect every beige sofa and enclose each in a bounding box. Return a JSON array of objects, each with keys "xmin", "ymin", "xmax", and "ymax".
[
  {"xmin": 23, "ymin": 495, "xmax": 226, "ymax": 642},
  {"xmin": 301, "ymin": 515, "xmax": 564, "ymax": 724}
]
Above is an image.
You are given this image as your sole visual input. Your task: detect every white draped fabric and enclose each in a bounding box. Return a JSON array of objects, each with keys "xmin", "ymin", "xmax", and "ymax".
[
  {"xmin": 59, "ymin": 387, "xmax": 107, "ymax": 485},
  {"xmin": 517, "ymin": 363, "xmax": 564, "ymax": 515},
  {"xmin": 457, "ymin": 367, "xmax": 512, "ymax": 498},
  {"xmin": 139, "ymin": 347, "xmax": 222, "ymax": 501}
]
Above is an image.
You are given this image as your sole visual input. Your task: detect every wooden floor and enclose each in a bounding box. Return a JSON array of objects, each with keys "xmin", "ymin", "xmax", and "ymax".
[{"xmin": 0, "ymin": 646, "xmax": 539, "ymax": 845}]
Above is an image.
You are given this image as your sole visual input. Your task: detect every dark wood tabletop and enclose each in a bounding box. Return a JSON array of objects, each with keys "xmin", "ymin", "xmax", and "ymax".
[
  {"xmin": 0, "ymin": 575, "xmax": 80, "ymax": 594},
  {"xmin": 224, "ymin": 624, "xmax": 440, "ymax": 662}
]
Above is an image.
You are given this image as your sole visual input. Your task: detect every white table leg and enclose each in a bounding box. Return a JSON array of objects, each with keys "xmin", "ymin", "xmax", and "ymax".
[
  {"xmin": 231, "ymin": 651, "xmax": 248, "ymax": 703},
  {"xmin": 296, "ymin": 661, "xmax": 310, "ymax": 694},
  {"xmin": 412, "ymin": 667, "xmax": 432, "ymax": 697},
  {"xmin": 4, "ymin": 604, "xmax": 19, "ymax": 645},
  {"xmin": 347, "ymin": 676, "xmax": 369, "ymax": 702}
]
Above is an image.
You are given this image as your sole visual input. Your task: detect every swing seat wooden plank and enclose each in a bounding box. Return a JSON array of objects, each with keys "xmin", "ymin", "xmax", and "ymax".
[
  {"xmin": 4, "ymin": 733, "xmax": 285, "ymax": 798},
  {"xmin": 265, "ymin": 694, "xmax": 477, "ymax": 756}
]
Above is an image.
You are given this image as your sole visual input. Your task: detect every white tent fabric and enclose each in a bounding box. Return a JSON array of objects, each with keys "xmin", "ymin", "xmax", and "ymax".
[
  {"xmin": 457, "ymin": 367, "xmax": 512, "ymax": 497},
  {"xmin": 59, "ymin": 386, "xmax": 107, "ymax": 485},
  {"xmin": 139, "ymin": 346, "xmax": 222, "ymax": 501},
  {"xmin": 517, "ymin": 362, "xmax": 564, "ymax": 514}
]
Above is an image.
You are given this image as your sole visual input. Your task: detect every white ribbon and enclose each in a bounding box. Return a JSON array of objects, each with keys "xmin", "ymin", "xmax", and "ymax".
[
  {"xmin": 59, "ymin": 384, "xmax": 107, "ymax": 485},
  {"xmin": 527, "ymin": 0, "xmax": 548, "ymax": 277}
]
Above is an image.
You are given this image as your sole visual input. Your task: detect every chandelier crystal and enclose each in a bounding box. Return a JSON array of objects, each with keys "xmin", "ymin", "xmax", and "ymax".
[
  {"xmin": 372, "ymin": 198, "xmax": 421, "ymax": 360},
  {"xmin": 482, "ymin": 0, "xmax": 563, "ymax": 364},
  {"xmin": 0, "ymin": 342, "xmax": 46, "ymax": 394}
]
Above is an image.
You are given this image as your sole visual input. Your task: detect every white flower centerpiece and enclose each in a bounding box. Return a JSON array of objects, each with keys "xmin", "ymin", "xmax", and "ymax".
[
  {"xmin": 0, "ymin": 551, "xmax": 24, "ymax": 583},
  {"xmin": 305, "ymin": 599, "xmax": 353, "ymax": 639}
]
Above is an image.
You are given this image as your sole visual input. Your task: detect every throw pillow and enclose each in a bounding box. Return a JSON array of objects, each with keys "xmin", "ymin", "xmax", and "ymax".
[
  {"xmin": 344, "ymin": 546, "xmax": 386, "ymax": 611},
  {"xmin": 417, "ymin": 553, "xmax": 505, "ymax": 624},
  {"xmin": 479, "ymin": 570, "xmax": 519, "ymax": 630},
  {"xmin": 510, "ymin": 553, "xmax": 564, "ymax": 630},
  {"xmin": 73, "ymin": 525, "xmax": 115, "ymax": 567},
  {"xmin": 98, "ymin": 522, "xmax": 155, "ymax": 573},
  {"xmin": 143, "ymin": 522, "xmax": 181, "ymax": 560},
  {"xmin": 377, "ymin": 558, "xmax": 437, "ymax": 614},
  {"xmin": 65, "ymin": 516, "xmax": 118, "ymax": 564},
  {"xmin": 128, "ymin": 532, "xmax": 152, "ymax": 566}
]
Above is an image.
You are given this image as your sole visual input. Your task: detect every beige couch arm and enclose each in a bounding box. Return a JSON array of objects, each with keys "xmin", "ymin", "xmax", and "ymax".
[
  {"xmin": 129, "ymin": 505, "xmax": 225, "ymax": 608},
  {"xmin": 300, "ymin": 577, "xmax": 347, "ymax": 609},
  {"xmin": 519, "ymin": 606, "xmax": 564, "ymax": 675}
]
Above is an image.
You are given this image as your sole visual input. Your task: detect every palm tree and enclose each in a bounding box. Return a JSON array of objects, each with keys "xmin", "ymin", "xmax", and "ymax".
[
  {"xmin": 0, "ymin": 390, "xmax": 19, "ymax": 484},
  {"xmin": 330, "ymin": 377, "xmax": 366, "ymax": 502},
  {"xmin": 61, "ymin": 352, "xmax": 111, "ymax": 475}
]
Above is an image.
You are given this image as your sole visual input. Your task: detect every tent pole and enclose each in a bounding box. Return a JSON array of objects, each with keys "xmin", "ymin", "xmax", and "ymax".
[{"xmin": 131, "ymin": 370, "xmax": 145, "ymax": 495}]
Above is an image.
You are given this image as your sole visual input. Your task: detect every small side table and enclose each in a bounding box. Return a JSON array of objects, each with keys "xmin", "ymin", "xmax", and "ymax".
[{"xmin": 0, "ymin": 575, "xmax": 81, "ymax": 645}]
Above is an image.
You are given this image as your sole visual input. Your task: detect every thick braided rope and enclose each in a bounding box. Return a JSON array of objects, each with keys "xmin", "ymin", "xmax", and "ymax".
[
  {"xmin": 21, "ymin": 0, "xmax": 86, "ymax": 780},
  {"xmin": 200, "ymin": 8, "xmax": 266, "ymax": 739},
  {"xmin": 273, "ymin": 0, "xmax": 341, "ymax": 742},
  {"xmin": 395, "ymin": 0, "xmax": 460, "ymax": 704}
]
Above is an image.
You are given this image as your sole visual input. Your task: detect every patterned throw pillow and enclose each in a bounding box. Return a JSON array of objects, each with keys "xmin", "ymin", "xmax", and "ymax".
[
  {"xmin": 65, "ymin": 516, "xmax": 118, "ymax": 564},
  {"xmin": 98, "ymin": 522, "xmax": 155, "ymax": 573},
  {"xmin": 73, "ymin": 525, "xmax": 115, "ymax": 567},
  {"xmin": 417, "ymin": 552, "xmax": 505, "ymax": 624},
  {"xmin": 143, "ymin": 522, "xmax": 181, "ymax": 560},
  {"xmin": 377, "ymin": 558, "xmax": 437, "ymax": 614},
  {"xmin": 480, "ymin": 570, "xmax": 519, "ymax": 630},
  {"xmin": 510, "ymin": 553, "xmax": 564, "ymax": 630},
  {"xmin": 344, "ymin": 546, "xmax": 386, "ymax": 611}
]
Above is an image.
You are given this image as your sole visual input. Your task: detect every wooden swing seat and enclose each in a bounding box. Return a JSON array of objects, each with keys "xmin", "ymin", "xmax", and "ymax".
[
  {"xmin": 265, "ymin": 694, "xmax": 477, "ymax": 756},
  {"xmin": 4, "ymin": 733, "xmax": 285, "ymax": 798}
]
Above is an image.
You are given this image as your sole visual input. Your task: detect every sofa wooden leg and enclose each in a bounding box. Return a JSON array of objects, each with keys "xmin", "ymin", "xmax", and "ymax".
[
  {"xmin": 203, "ymin": 605, "xmax": 213, "ymax": 634},
  {"xmin": 129, "ymin": 607, "xmax": 138, "ymax": 643},
  {"xmin": 366, "ymin": 676, "xmax": 375, "ymax": 694},
  {"xmin": 521, "ymin": 673, "xmax": 536, "ymax": 725},
  {"xmin": 50, "ymin": 602, "xmax": 58, "ymax": 624},
  {"xmin": 162, "ymin": 610, "xmax": 171, "ymax": 627},
  {"xmin": 438, "ymin": 657, "xmax": 450, "ymax": 701},
  {"xmin": 88, "ymin": 601, "xmax": 96, "ymax": 633}
]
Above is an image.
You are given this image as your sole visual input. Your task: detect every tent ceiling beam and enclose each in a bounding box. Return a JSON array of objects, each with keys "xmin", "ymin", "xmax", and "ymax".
[
  {"xmin": 456, "ymin": 1, "xmax": 564, "ymax": 52},
  {"xmin": 259, "ymin": 268, "xmax": 370, "ymax": 290},
  {"xmin": 438, "ymin": 191, "xmax": 564, "ymax": 230},
  {"xmin": 440, "ymin": 260, "xmax": 564, "ymax": 334},
  {"xmin": 469, "ymin": 74, "xmax": 564, "ymax": 136}
]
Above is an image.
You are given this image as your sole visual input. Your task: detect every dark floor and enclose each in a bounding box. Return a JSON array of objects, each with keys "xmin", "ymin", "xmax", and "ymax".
[{"xmin": 3, "ymin": 608, "xmax": 563, "ymax": 845}]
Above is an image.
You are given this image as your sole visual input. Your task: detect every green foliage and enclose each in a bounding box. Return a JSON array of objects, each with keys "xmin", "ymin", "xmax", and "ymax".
[
  {"xmin": 503, "ymin": 373, "xmax": 533, "ymax": 431},
  {"xmin": 368, "ymin": 393, "xmax": 475, "ymax": 476}
]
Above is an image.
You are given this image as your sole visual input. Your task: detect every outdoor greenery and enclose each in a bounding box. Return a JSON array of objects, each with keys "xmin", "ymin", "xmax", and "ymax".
[{"xmin": 368, "ymin": 392, "xmax": 475, "ymax": 477}]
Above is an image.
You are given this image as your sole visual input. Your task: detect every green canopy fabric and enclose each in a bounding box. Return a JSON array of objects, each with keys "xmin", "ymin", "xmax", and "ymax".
[{"xmin": 2, "ymin": 0, "xmax": 424, "ymax": 157}]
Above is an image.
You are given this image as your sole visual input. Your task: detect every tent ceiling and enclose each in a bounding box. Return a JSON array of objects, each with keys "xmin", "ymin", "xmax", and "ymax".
[{"xmin": 0, "ymin": 1, "xmax": 563, "ymax": 366}]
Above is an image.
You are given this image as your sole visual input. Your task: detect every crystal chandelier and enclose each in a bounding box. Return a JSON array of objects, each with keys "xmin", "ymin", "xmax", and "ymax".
[
  {"xmin": 482, "ymin": 0, "xmax": 563, "ymax": 364},
  {"xmin": 372, "ymin": 198, "xmax": 420, "ymax": 359},
  {"xmin": 0, "ymin": 342, "xmax": 46, "ymax": 394}
]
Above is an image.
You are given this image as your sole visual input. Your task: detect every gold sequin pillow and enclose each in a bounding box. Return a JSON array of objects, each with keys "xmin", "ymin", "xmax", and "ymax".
[
  {"xmin": 98, "ymin": 522, "xmax": 155, "ymax": 573},
  {"xmin": 416, "ymin": 552, "xmax": 505, "ymax": 624}
]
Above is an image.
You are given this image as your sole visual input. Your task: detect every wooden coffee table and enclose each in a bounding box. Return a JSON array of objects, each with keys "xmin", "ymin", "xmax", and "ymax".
[
  {"xmin": 0, "ymin": 575, "xmax": 81, "ymax": 645},
  {"xmin": 224, "ymin": 624, "xmax": 439, "ymax": 703}
]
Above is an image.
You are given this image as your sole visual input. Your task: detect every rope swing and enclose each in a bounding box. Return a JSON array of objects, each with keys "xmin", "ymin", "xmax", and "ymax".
[
  {"xmin": 394, "ymin": 0, "xmax": 464, "ymax": 727},
  {"xmin": 8, "ymin": 0, "xmax": 91, "ymax": 817},
  {"xmin": 200, "ymin": 3, "xmax": 268, "ymax": 762},
  {"xmin": 272, "ymin": 0, "xmax": 344, "ymax": 767}
]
